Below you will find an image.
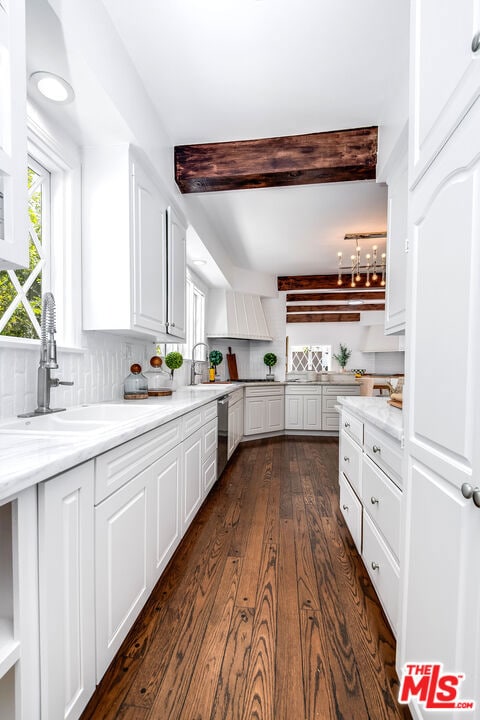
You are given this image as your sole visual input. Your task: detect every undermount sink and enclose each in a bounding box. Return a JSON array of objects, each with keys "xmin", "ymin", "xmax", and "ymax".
[{"xmin": 0, "ymin": 403, "xmax": 162, "ymax": 435}]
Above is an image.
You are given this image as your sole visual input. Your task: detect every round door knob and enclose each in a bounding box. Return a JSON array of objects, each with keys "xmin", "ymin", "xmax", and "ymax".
[
  {"xmin": 371, "ymin": 562, "xmax": 379, "ymax": 571},
  {"xmin": 344, "ymin": 421, "xmax": 350, "ymax": 428},
  {"xmin": 373, "ymin": 445, "xmax": 381, "ymax": 454},
  {"xmin": 342, "ymin": 504, "xmax": 348, "ymax": 511},
  {"xmin": 472, "ymin": 32, "xmax": 480, "ymax": 52},
  {"xmin": 473, "ymin": 489, "xmax": 480, "ymax": 508},
  {"xmin": 462, "ymin": 483, "xmax": 474, "ymax": 499},
  {"xmin": 170, "ymin": 322, "xmax": 176, "ymax": 327},
  {"xmin": 343, "ymin": 456, "xmax": 350, "ymax": 462},
  {"xmin": 371, "ymin": 496, "xmax": 379, "ymax": 505}
]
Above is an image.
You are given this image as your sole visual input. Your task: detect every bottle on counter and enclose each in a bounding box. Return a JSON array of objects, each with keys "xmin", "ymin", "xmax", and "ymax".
[
  {"xmin": 124, "ymin": 364, "xmax": 148, "ymax": 400},
  {"xmin": 145, "ymin": 355, "xmax": 173, "ymax": 396},
  {"xmin": 209, "ymin": 365, "xmax": 215, "ymax": 382}
]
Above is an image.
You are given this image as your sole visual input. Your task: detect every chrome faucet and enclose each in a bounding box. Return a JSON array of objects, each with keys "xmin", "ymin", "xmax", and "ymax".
[
  {"xmin": 18, "ymin": 293, "xmax": 74, "ymax": 417},
  {"xmin": 190, "ymin": 342, "xmax": 210, "ymax": 385}
]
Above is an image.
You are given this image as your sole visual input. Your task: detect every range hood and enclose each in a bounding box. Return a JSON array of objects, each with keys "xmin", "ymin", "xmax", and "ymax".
[
  {"xmin": 362, "ymin": 325, "xmax": 405, "ymax": 352},
  {"xmin": 207, "ymin": 290, "xmax": 272, "ymax": 341}
]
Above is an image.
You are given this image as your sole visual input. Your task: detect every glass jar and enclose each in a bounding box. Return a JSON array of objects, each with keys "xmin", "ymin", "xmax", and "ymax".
[
  {"xmin": 145, "ymin": 356, "xmax": 172, "ymax": 396},
  {"xmin": 124, "ymin": 363, "xmax": 148, "ymax": 400}
]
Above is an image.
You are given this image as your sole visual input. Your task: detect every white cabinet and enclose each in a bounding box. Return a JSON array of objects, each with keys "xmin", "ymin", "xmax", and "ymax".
[
  {"xmin": 410, "ymin": 0, "xmax": 480, "ymax": 186},
  {"xmin": 83, "ymin": 145, "xmax": 186, "ymax": 340},
  {"xmin": 167, "ymin": 206, "xmax": 186, "ymax": 339},
  {"xmin": 152, "ymin": 446, "xmax": 182, "ymax": 579},
  {"xmin": 183, "ymin": 428, "xmax": 203, "ymax": 532},
  {"xmin": 227, "ymin": 388, "xmax": 244, "ymax": 459},
  {"xmin": 244, "ymin": 386, "xmax": 285, "ymax": 436},
  {"xmin": 285, "ymin": 386, "xmax": 322, "ymax": 431},
  {"xmin": 322, "ymin": 385, "xmax": 360, "ymax": 430},
  {"xmin": 285, "ymin": 393, "xmax": 303, "ymax": 429},
  {"xmin": 384, "ymin": 143, "xmax": 408, "ymax": 335},
  {"xmin": 38, "ymin": 463, "xmax": 96, "ymax": 720},
  {"xmin": 400, "ymin": 41, "xmax": 480, "ymax": 715},
  {"xmin": 0, "ymin": 0, "xmax": 28, "ymax": 270}
]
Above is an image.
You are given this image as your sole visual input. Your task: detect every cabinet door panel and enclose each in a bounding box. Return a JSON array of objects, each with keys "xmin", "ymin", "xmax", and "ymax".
[
  {"xmin": 285, "ymin": 395, "xmax": 303, "ymax": 429},
  {"xmin": 167, "ymin": 206, "xmax": 186, "ymax": 338},
  {"xmin": 304, "ymin": 396, "xmax": 322, "ymax": 430},
  {"xmin": 203, "ymin": 452, "xmax": 217, "ymax": 496},
  {"xmin": 39, "ymin": 462, "xmax": 95, "ymax": 720},
  {"xmin": 95, "ymin": 470, "xmax": 153, "ymax": 680},
  {"xmin": 244, "ymin": 398, "xmax": 266, "ymax": 435},
  {"xmin": 385, "ymin": 156, "xmax": 408, "ymax": 334},
  {"xmin": 183, "ymin": 429, "xmax": 202, "ymax": 531},
  {"xmin": 132, "ymin": 158, "xmax": 167, "ymax": 334},
  {"xmin": 152, "ymin": 447, "xmax": 182, "ymax": 580},
  {"xmin": 266, "ymin": 396, "xmax": 284, "ymax": 432}
]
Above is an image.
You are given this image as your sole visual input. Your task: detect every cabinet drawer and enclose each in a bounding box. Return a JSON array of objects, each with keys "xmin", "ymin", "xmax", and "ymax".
[
  {"xmin": 323, "ymin": 384, "xmax": 360, "ymax": 396},
  {"xmin": 364, "ymin": 425, "xmax": 402, "ymax": 488},
  {"xmin": 229, "ymin": 388, "xmax": 244, "ymax": 405},
  {"xmin": 245, "ymin": 385, "xmax": 284, "ymax": 397},
  {"xmin": 340, "ymin": 409, "xmax": 363, "ymax": 446},
  {"xmin": 322, "ymin": 412, "xmax": 339, "ymax": 431},
  {"xmin": 182, "ymin": 407, "xmax": 203, "ymax": 438},
  {"xmin": 362, "ymin": 513, "xmax": 399, "ymax": 636},
  {"xmin": 95, "ymin": 420, "xmax": 181, "ymax": 504},
  {"xmin": 339, "ymin": 474, "xmax": 362, "ymax": 553},
  {"xmin": 322, "ymin": 395, "xmax": 338, "ymax": 412},
  {"xmin": 203, "ymin": 418, "xmax": 218, "ymax": 459},
  {"xmin": 340, "ymin": 431, "xmax": 362, "ymax": 496},
  {"xmin": 362, "ymin": 456, "xmax": 401, "ymax": 560},
  {"xmin": 202, "ymin": 401, "xmax": 218, "ymax": 423},
  {"xmin": 285, "ymin": 385, "xmax": 322, "ymax": 395}
]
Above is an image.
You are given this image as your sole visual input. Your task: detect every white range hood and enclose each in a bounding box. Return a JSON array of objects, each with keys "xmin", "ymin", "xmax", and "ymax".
[
  {"xmin": 362, "ymin": 325, "xmax": 405, "ymax": 352},
  {"xmin": 207, "ymin": 290, "xmax": 272, "ymax": 341}
]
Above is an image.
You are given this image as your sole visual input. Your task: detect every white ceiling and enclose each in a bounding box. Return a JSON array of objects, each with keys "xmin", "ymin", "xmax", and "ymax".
[{"xmin": 43, "ymin": 0, "xmax": 410, "ymax": 279}]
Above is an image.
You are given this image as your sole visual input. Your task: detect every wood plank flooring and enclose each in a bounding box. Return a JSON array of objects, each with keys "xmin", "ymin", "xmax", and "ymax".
[{"xmin": 81, "ymin": 437, "xmax": 411, "ymax": 720}]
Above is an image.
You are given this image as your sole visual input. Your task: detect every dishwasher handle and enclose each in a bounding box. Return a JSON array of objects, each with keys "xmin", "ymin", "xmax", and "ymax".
[{"xmin": 218, "ymin": 396, "xmax": 229, "ymax": 406}]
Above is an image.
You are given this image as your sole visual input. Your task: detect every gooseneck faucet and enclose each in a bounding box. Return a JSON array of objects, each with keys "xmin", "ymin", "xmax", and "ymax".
[
  {"xmin": 19, "ymin": 293, "xmax": 74, "ymax": 417},
  {"xmin": 190, "ymin": 342, "xmax": 210, "ymax": 385}
]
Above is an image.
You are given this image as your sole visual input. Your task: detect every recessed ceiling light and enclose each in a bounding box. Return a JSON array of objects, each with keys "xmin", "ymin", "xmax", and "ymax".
[
  {"xmin": 30, "ymin": 71, "xmax": 75, "ymax": 104},
  {"xmin": 193, "ymin": 259, "xmax": 207, "ymax": 266}
]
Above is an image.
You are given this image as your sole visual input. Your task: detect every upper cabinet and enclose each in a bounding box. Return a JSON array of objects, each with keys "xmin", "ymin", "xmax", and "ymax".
[
  {"xmin": 384, "ymin": 134, "xmax": 408, "ymax": 336},
  {"xmin": 207, "ymin": 290, "xmax": 272, "ymax": 341},
  {"xmin": 410, "ymin": 0, "xmax": 480, "ymax": 186},
  {"xmin": 0, "ymin": 0, "xmax": 28, "ymax": 269},
  {"xmin": 82, "ymin": 145, "xmax": 186, "ymax": 341}
]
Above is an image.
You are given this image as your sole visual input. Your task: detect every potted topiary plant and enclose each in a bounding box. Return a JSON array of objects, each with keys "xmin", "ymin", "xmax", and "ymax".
[
  {"xmin": 263, "ymin": 352, "xmax": 277, "ymax": 381},
  {"xmin": 333, "ymin": 343, "xmax": 351, "ymax": 372},
  {"xmin": 208, "ymin": 349, "xmax": 223, "ymax": 382},
  {"xmin": 165, "ymin": 351, "xmax": 183, "ymax": 387}
]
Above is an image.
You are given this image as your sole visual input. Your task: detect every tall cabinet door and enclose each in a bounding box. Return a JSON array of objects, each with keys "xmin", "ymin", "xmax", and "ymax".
[
  {"xmin": 38, "ymin": 462, "xmax": 95, "ymax": 720},
  {"xmin": 183, "ymin": 428, "xmax": 203, "ymax": 532},
  {"xmin": 400, "ymin": 100, "xmax": 480, "ymax": 718},
  {"xmin": 285, "ymin": 395, "xmax": 303, "ymax": 430},
  {"xmin": 152, "ymin": 446, "xmax": 182, "ymax": 582},
  {"xmin": 131, "ymin": 156, "xmax": 167, "ymax": 335},
  {"xmin": 167, "ymin": 206, "xmax": 186, "ymax": 339}
]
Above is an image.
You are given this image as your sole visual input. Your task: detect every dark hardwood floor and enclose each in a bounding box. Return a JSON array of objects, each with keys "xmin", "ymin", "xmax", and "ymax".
[{"xmin": 81, "ymin": 437, "xmax": 411, "ymax": 720}]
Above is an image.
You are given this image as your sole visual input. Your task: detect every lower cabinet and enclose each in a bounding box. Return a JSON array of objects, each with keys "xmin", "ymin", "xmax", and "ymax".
[
  {"xmin": 339, "ymin": 473, "xmax": 362, "ymax": 552},
  {"xmin": 183, "ymin": 428, "xmax": 203, "ymax": 533},
  {"xmin": 244, "ymin": 386, "xmax": 285, "ymax": 436},
  {"xmin": 285, "ymin": 384, "xmax": 360, "ymax": 431},
  {"xmin": 227, "ymin": 388, "xmax": 244, "ymax": 459},
  {"xmin": 38, "ymin": 462, "xmax": 96, "ymax": 720}
]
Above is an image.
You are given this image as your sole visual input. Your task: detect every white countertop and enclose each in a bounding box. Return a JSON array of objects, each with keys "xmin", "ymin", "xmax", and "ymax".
[{"xmin": 336, "ymin": 396, "xmax": 403, "ymax": 442}]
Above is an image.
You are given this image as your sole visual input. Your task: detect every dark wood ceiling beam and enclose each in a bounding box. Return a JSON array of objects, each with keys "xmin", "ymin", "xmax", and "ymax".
[
  {"xmin": 286, "ymin": 313, "xmax": 361, "ymax": 323},
  {"xmin": 286, "ymin": 291, "xmax": 385, "ymax": 302},
  {"xmin": 287, "ymin": 303, "xmax": 384, "ymax": 313},
  {"xmin": 278, "ymin": 274, "xmax": 384, "ymax": 291},
  {"xmin": 175, "ymin": 126, "xmax": 378, "ymax": 193}
]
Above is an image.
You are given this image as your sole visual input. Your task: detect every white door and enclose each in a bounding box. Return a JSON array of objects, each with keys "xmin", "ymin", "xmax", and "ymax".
[
  {"xmin": 303, "ymin": 396, "xmax": 322, "ymax": 431},
  {"xmin": 132, "ymin": 157, "xmax": 167, "ymax": 334},
  {"xmin": 265, "ymin": 396, "xmax": 284, "ymax": 432},
  {"xmin": 183, "ymin": 428, "xmax": 202, "ymax": 531},
  {"xmin": 38, "ymin": 462, "xmax": 96, "ymax": 720},
  {"xmin": 244, "ymin": 398, "xmax": 266, "ymax": 435},
  {"xmin": 167, "ymin": 206, "xmax": 186, "ymax": 339},
  {"xmin": 400, "ymin": 99, "xmax": 480, "ymax": 718},
  {"xmin": 152, "ymin": 446, "xmax": 182, "ymax": 581},
  {"xmin": 410, "ymin": 0, "xmax": 480, "ymax": 185},
  {"xmin": 95, "ymin": 467, "xmax": 154, "ymax": 680},
  {"xmin": 285, "ymin": 395, "xmax": 303, "ymax": 430}
]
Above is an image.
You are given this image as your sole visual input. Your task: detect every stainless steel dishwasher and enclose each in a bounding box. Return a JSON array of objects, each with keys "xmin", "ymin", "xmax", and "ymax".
[{"xmin": 217, "ymin": 395, "xmax": 229, "ymax": 479}]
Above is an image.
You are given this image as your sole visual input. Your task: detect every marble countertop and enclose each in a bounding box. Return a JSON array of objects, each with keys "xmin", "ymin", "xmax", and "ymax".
[{"xmin": 336, "ymin": 396, "xmax": 403, "ymax": 442}]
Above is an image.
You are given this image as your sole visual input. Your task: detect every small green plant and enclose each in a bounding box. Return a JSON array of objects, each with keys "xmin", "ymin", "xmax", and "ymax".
[
  {"xmin": 165, "ymin": 351, "xmax": 183, "ymax": 378},
  {"xmin": 263, "ymin": 352, "xmax": 277, "ymax": 368},
  {"xmin": 333, "ymin": 343, "xmax": 351, "ymax": 370},
  {"xmin": 209, "ymin": 349, "xmax": 223, "ymax": 368}
]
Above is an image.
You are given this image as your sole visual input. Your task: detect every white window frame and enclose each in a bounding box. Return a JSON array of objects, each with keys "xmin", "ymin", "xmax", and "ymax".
[
  {"xmin": 164, "ymin": 268, "xmax": 207, "ymax": 360},
  {"xmin": 289, "ymin": 344, "xmax": 332, "ymax": 372}
]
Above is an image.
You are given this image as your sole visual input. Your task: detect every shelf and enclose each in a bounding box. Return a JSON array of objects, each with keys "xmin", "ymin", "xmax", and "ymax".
[{"xmin": 0, "ymin": 618, "xmax": 19, "ymax": 679}]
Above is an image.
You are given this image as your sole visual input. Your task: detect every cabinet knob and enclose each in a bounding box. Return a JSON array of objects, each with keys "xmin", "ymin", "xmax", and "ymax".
[
  {"xmin": 371, "ymin": 561, "xmax": 379, "ymax": 571},
  {"xmin": 344, "ymin": 421, "xmax": 350, "ymax": 428},
  {"xmin": 372, "ymin": 445, "xmax": 381, "ymax": 454},
  {"xmin": 461, "ymin": 483, "xmax": 474, "ymax": 499},
  {"xmin": 170, "ymin": 322, "xmax": 176, "ymax": 327},
  {"xmin": 472, "ymin": 32, "xmax": 480, "ymax": 53},
  {"xmin": 343, "ymin": 456, "xmax": 350, "ymax": 462},
  {"xmin": 473, "ymin": 490, "xmax": 480, "ymax": 509},
  {"xmin": 342, "ymin": 504, "xmax": 348, "ymax": 511},
  {"xmin": 371, "ymin": 496, "xmax": 379, "ymax": 505}
]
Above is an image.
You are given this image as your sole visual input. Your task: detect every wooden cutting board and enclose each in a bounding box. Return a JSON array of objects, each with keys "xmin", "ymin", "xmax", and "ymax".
[{"xmin": 226, "ymin": 346, "xmax": 238, "ymax": 380}]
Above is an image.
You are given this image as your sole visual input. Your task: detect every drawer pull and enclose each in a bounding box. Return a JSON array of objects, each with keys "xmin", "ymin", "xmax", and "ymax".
[
  {"xmin": 472, "ymin": 31, "xmax": 480, "ymax": 53},
  {"xmin": 343, "ymin": 456, "xmax": 350, "ymax": 462},
  {"xmin": 372, "ymin": 445, "xmax": 381, "ymax": 454},
  {"xmin": 342, "ymin": 504, "xmax": 349, "ymax": 511},
  {"xmin": 371, "ymin": 561, "xmax": 380, "ymax": 571},
  {"xmin": 370, "ymin": 496, "xmax": 379, "ymax": 505},
  {"xmin": 344, "ymin": 421, "xmax": 350, "ymax": 428}
]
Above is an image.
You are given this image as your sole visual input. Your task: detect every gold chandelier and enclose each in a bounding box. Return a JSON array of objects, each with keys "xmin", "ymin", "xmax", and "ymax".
[{"xmin": 336, "ymin": 232, "xmax": 387, "ymax": 288}]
